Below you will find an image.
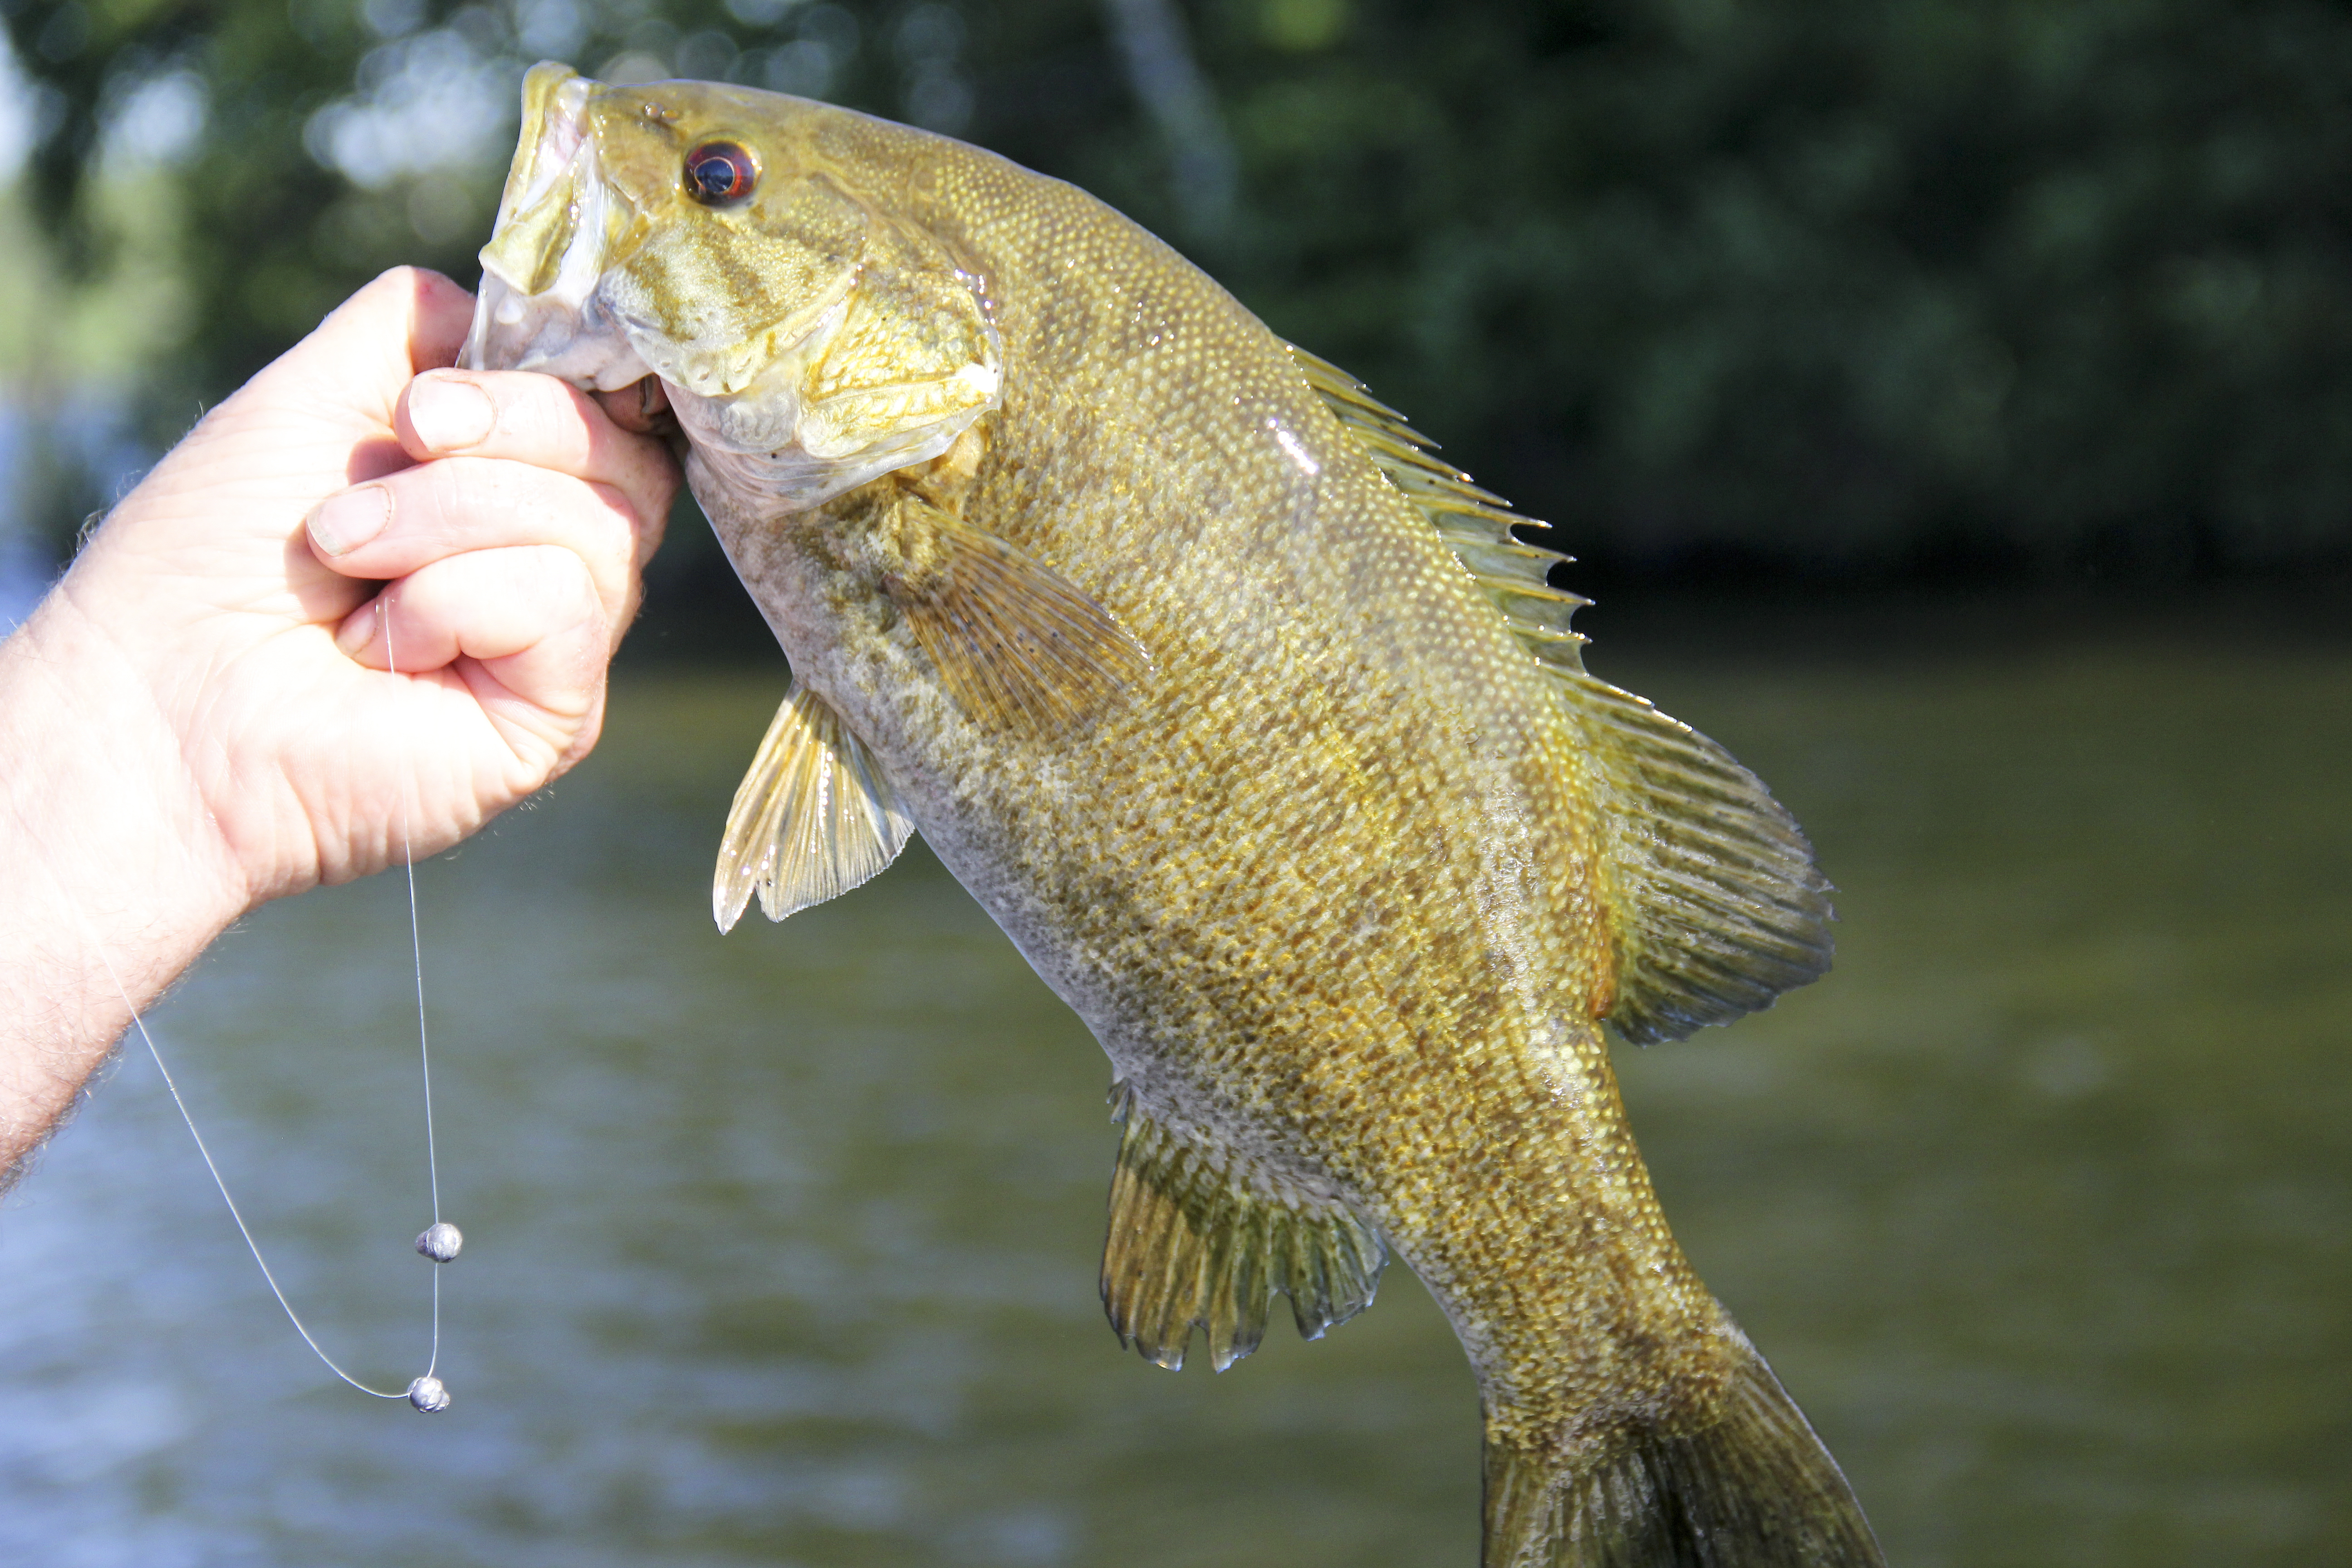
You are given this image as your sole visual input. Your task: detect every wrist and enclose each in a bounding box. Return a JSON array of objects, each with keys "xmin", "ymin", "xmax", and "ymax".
[
  {"xmin": 4, "ymin": 571, "xmax": 256, "ymax": 926},
  {"xmin": 0, "ymin": 583, "xmax": 250, "ymax": 1176}
]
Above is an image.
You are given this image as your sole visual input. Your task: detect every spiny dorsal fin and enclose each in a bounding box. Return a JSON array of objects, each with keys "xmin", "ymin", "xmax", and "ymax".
[
  {"xmin": 888, "ymin": 497, "xmax": 1150, "ymax": 736},
  {"xmin": 1287, "ymin": 343, "xmax": 1590, "ymax": 665},
  {"xmin": 1102, "ymin": 1087, "xmax": 1386, "ymax": 1372},
  {"xmin": 1289, "ymin": 343, "xmax": 1833, "ymax": 1042},
  {"xmin": 713, "ymin": 681, "xmax": 916, "ymax": 933}
]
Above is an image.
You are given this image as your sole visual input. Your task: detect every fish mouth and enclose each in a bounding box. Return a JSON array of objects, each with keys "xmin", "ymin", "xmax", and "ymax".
[
  {"xmin": 463, "ymin": 62, "xmax": 837, "ymax": 405},
  {"xmin": 463, "ymin": 64, "xmax": 1001, "ymax": 514},
  {"xmin": 494, "ymin": 62, "xmax": 591, "ymax": 247},
  {"xmin": 462, "ymin": 62, "xmax": 651, "ymax": 390}
]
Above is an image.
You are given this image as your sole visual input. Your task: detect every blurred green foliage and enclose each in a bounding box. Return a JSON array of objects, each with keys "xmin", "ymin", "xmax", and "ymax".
[{"xmin": 5, "ymin": 0, "xmax": 2351, "ymax": 584}]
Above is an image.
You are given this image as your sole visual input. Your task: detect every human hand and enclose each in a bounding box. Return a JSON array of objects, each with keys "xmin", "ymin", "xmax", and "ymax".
[
  {"xmin": 0, "ymin": 266, "xmax": 676, "ymax": 1179},
  {"xmin": 23, "ymin": 266, "xmax": 676, "ymax": 910}
]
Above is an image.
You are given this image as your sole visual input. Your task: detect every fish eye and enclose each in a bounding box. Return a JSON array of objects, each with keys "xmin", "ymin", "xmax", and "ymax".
[{"xmin": 683, "ymin": 141, "xmax": 758, "ymax": 206}]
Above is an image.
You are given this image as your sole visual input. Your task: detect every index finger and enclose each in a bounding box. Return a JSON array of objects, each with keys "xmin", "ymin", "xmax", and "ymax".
[{"xmin": 395, "ymin": 369, "xmax": 678, "ymax": 551}]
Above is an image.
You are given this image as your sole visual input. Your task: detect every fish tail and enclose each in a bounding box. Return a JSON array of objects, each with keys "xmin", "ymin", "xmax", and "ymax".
[{"xmin": 1482, "ymin": 1336, "xmax": 1883, "ymax": 1568}]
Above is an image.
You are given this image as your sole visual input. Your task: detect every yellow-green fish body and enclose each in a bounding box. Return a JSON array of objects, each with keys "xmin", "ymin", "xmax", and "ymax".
[{"xmin": 470, "ymin": 64, "xmax": 1881, "ymax": 1567}]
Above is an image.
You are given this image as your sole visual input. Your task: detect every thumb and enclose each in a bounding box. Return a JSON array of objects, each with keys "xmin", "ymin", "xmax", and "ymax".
[{"xmin": 271, "ymin": 268, "xmax": 480, "ymax": 427}]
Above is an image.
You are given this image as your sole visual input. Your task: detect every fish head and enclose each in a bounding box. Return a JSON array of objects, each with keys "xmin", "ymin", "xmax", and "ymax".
[{"xmin": 466, "ymin": 62, "xmax": 1001, "ymax": 510}]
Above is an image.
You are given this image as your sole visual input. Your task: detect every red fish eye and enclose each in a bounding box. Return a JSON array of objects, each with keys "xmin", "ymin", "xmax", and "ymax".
[{"xmin": 683, "ymin": 141, "xmax": 758, "ymax": 205}]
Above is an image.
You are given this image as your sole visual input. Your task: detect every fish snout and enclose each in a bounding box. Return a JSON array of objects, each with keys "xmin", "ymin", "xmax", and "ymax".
[{"xmin": 465, "ymin": 64, "xmax": 651, "ymax": 391}]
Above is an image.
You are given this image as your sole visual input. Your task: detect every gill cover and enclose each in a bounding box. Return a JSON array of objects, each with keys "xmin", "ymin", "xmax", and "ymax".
[{"xmin": 466, "ymin": 62, "xmax": 1003, "ymax": 511}]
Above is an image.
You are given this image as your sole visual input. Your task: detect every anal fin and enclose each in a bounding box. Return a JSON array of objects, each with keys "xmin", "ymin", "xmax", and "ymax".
[
  {"xmin": 713, "ymin": 680, "xmax": 915, "ymax": 932},
  {"xmin": 1101, "ymin": 1088, "xmax": 1386, "ymax": 1372}
]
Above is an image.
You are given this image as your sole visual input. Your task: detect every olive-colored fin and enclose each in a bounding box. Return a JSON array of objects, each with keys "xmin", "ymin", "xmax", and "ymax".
[
  {"xmin": 712, "ymin": 681, "xmax": 915, "ymax": 933},
  {"xmin": 893, "ymin": 502, "xmax": 1150, "ymax": 737},
  {"xmin": 1553, "ymin": 670, "xmax": 1833, "ymax": 1044},
  {"xmin": 1483, "ymin": 1336, "xmax": 1883, "ymax": 1568},
  {"xmin": 1288, "ymin": 343, "xmax": 1588, "ymax": 661},
  {"xmin": 1102, "ymin": 1088, "xmax": 1386, "ymax": 1372},
  {"xmin": 1290, "ymin": 343, "xmax": 1832, "ymax": 1041}
]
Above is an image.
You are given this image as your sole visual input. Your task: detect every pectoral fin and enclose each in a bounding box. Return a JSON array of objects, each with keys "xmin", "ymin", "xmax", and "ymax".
[
  {"xmin": 889, "ymin": 500, "xmax": 1149, "ymax": 737},
  {"xmin": 1102, "ymin": 1088, "xmax": 1386, "ymax": 1372},
  {"xmin": 713, "ymin": 681, "xmax": 915, "ymax": 933}
]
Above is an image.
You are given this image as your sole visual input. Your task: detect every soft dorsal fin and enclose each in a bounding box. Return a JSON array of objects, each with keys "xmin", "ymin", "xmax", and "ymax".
[
  {"xmin": 1289, "ymin": 343, "xmax": 1833, "ymax": 1042},
  {"xmin": 713, "ymin": 681, "xmax": 916, "ymax": 933},
  {"xmin": 1554, "ymin": 671, "xmax": 1833, "ymax": 1043},
  {"xmin": 1102, "ymin": 1087, "xmax": 1386, "ymax": 1372},
  {"xmin": 887, "ymin": 497, "xmax": 1150, "ymax": 737}
]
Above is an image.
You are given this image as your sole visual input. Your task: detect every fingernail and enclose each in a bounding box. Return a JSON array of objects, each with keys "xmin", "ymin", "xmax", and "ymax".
[
  {"xmin": 408, "ymin": 375, "xmax": 496, "ymax": 451},
  {"xmin": 309, "ymin": 485, "xmax": 392, "ymax": 556}
]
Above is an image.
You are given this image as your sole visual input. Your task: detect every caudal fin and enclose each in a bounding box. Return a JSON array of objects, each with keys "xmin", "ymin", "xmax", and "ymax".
[{"xmin": 1484, "ymin": 1339, "xmax": 1883, "ymax": 1568}]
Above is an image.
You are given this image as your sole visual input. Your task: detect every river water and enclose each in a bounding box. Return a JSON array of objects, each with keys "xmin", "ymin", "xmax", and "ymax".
[{"xmin": 1, "ymin": 597, "xmax": 2344, "ymax": 1567}]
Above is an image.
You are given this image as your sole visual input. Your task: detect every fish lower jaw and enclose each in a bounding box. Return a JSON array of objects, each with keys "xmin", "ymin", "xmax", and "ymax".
[{"xmin": 464, "ymin": 282, "xmax": 646, "ymax": 390}]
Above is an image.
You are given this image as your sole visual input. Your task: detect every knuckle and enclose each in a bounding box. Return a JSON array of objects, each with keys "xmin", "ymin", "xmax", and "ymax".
[
  {"xmin": 523, "ymin": 542, "xmax": 599, "ymax": 605},
  {"xmin": 582, "ymin": 477, "xmax": 639, "ymax": 530},
  {"xmin": 371, "ymin": 263, "xmax": 426, "ymax": 295},
  {"xmin": 416, "ymin": 458, "xmax": 479, "ymax": 535},
  {"xmin": 500, "ymin": 373, "xmax": 596, "ymax": 457}
]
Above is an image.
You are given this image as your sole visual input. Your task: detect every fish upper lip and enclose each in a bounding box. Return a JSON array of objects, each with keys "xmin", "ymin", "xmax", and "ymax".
[
  {"xmin": 466, "ymin": 69, "xmax": 652, "ymax": 390},
  {"xmin": 495, "ymin": 64, "xmax": 591, "ymax": 232},
  {"xmin": 509, "ymin": 106, "xmax": 584, "ymax": 220},
  {"xmin": 480, "ymin": 67, "xmax": 620, "ymax": 301},
  {"xmin": 480, "ymin": 74, "xmax": 634, "ymax": 305}
]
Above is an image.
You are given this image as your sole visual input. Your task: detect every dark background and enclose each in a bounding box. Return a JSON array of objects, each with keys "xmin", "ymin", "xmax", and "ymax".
[
  {"xmin": 2, "ymin": 10, "xmax": 2347, "ymax": 1563},
  {"xmin": 6, "ymin": 0, "xmax": 2351, "ymax": 649}
]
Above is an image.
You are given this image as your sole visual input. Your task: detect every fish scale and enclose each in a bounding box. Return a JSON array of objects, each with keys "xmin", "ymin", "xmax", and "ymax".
[{"xmin": 467, "ymin": 63, "xmax": 1880, "ymax": 1567}]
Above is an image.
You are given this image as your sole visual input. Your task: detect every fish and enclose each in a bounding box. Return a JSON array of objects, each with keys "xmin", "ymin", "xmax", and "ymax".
[{"xmin": 465, "ymin": 62, "xmax": 1885, "ymax": 1568}]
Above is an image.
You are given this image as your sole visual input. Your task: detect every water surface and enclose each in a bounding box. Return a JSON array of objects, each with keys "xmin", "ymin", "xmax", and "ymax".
[{"xmin": 2, "ymin": 605, "xmax": 2344, "ymax": 1567}]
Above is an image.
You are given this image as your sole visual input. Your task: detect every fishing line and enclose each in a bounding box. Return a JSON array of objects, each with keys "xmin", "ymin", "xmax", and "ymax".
[{"xmin": 60, "ymin": 593, "xmax": 460, "ymax": 1413}]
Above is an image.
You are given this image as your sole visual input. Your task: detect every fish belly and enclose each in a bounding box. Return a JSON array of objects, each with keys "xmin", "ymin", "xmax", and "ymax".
[
  {"xmin": 694, "ymin": 198, "xmax": 1879, "ymax": 1563},
  {"xmin": 706, "ymin": 421, "xmax": 1717, "ymax": 1401}
]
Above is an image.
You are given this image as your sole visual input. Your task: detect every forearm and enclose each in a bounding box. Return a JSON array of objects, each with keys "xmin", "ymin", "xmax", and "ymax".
[
  {"xmin": 0, "ymin": 274, "xmax": 671, "ymax": 1192},
  {"xmin": 0, "ymin": 587, "xmax": 248, "ymax": 1186}
]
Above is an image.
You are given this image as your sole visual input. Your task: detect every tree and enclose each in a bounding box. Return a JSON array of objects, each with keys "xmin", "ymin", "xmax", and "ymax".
[{"xmin": 6, "ymin": 0, "xmax": 2351, "ymax": 588}]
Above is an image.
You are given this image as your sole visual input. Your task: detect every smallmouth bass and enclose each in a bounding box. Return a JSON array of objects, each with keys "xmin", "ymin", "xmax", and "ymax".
[{"xmin": 467, "ymin": 63, "xmax": 1883, "ymax": 1568}]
